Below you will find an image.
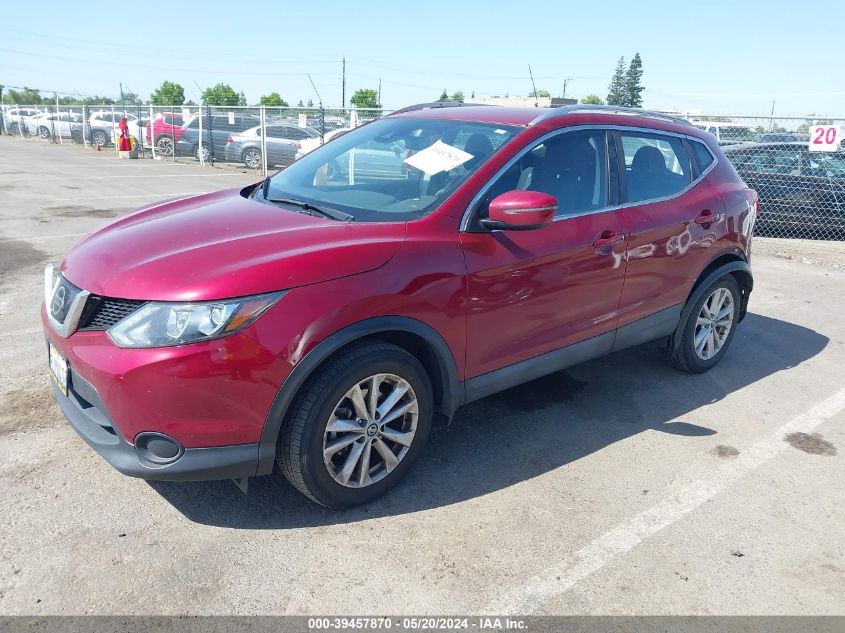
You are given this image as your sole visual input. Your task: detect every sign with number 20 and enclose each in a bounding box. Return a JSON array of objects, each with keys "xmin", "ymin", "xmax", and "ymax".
[{"xmin": 809, "ymin": 125, "xmax": 841, "ymax": 152}]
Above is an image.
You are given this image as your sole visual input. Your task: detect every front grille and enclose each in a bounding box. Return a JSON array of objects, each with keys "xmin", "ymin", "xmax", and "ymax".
[{"xmin": 78, "ymin": 296, "xmax": 147, "ymax": 331}]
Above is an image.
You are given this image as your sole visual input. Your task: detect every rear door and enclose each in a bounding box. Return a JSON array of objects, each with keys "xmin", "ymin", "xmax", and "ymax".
[
  {"xmin": 614, "ymin": 129, "xmax": 722, "ymax": 333},
  {"xmin": 461, "ymin": 127, "xmax": 628, "ymax": 379}
]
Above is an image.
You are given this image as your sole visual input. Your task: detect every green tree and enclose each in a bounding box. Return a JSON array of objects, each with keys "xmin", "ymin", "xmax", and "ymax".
[
  {"xmin": 581, "ymin": 94, "xmax": 605, "ymax": 105},
  {"xmin": 119, "ymin": 90, "xmax": 142, "ymax": 106},
  {"xmin": 307, "ymin": 99, "xmax": 313, "ymax": 108},
  {"xmin": 350, "ymin": 88, "xmax": 379, "ymax": 109},
  {"xmin": 606, "ymin": 57, "xmax": 626, "ymax": 106},
  {"xmin": 449, "ymin": 91, "xmax": 465, "ymax": 103},
  {"xmin": 150, "ymin": 81, "xmax": 185, "ymax": 106},
  {"xmin": 624, "ymin": 53, "xmax": 644, "ymax": 107},
  {"xmin": 237, "ymin": 92, "xmax": 247, "ymax": 106},
  {"xmin": 7, "ymin": 87, "xmax": 43, "ymax": 104},
  {"xmin": 537, "ymin": 89, "xmax": 551, "ymax": 98},
  {"xmin": 201, "ymin": 83, "xmax": 240, "ymax": 106},
  {"xmin": 796, "ymin": 115, "xmax": 833, "ymax": 134},
  {"xmin": 259, "ymin": 92, "xmax": 289, "ymax": 106},
  {"xmin": 437, "ymin": 89, "xmax": 449, "ymax": 102}
]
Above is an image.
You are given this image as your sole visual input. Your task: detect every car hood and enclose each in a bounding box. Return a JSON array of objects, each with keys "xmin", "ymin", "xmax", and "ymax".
[{"xmin": 61, "ymin": 187, "xmax": 406, "ymax": 301}]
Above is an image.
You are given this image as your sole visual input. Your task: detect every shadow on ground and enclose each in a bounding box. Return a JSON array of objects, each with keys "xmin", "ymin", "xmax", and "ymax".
[{"xmin": 149, "ymin": 313, "xmax": 828, "ymax": 527}]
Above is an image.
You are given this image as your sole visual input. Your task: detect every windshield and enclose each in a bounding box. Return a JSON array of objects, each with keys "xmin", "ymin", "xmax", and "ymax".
[
  {"xmin": 261, "ymin": 117, "xmax": 518, "ymax": 222},
  {"xmin": 720, "ymin": 126, "xmax": 759, "ymax": 142}
]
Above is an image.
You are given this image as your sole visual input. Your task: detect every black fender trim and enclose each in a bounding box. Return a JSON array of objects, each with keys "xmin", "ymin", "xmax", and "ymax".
[
  {"xmin": 255, "ymin": 316, "xmax": 462, "ymax": 476},
  {"xmin": 669, "ymin": 260, "xmax": 754, "ymax": 353}
]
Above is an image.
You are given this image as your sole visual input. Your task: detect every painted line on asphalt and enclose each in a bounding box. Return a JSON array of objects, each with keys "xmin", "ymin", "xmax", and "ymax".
[
  {"xmin": 0, "ymin": 232, "xmax": 86, "ymax": 243},
  {"xmin": 43, "ymin": 174, "xmax": 248, "ymax": 180},
  {"xmin": 487, "ymin": 386, "xmax": 845, "ymax": 614},
  {"xmin": 0, "ymin": 327, "xmax": 42, "ymax": 338},
  {"xmin": 0, "ymin": 192, "xmax": 205, "ymax": 202}
]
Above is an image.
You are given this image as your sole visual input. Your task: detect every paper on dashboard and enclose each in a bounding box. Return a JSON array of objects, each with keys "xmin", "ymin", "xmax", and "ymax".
[{"xmin": 403, "ymin": 140, "xmax": 474, "ymax": 176}]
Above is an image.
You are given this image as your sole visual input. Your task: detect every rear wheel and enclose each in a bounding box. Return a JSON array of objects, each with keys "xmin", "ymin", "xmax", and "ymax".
[
  {"xmin": 278, "ymin": 342, "xmax": 433, "ymax": 508},
  {"xmin": 666, "ymin": 275, "xmax": 740, "ymax": 373},
  {"xmin": 195, "ymin": 145, "xmax": 211, "ymax": 162},
  {"xmin": 38, "ymin": 126, "xmax": 51, "ymax": 139},
  {"xmin": 242, "ymin": 148, "xmax": 262, "ymax": 169},
  {"xmin": 91, "ymin": 129, "xmax": 108, "ymax": 146}
]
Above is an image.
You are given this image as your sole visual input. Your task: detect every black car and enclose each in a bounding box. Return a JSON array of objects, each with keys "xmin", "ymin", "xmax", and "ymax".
[
  {"xmin": 175, "ymin": 113, "xmax": 260, "ymax": 161},
  {"xmin": 760, "ymin": 133, "xmax": 810, "ymax": 143},
  {"xmin": 724, "ymin": 142, "xmax": 845, "ymax": 239}
]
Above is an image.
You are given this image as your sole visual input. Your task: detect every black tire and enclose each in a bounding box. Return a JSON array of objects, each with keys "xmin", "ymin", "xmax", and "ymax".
[
  {"xmin": 155, "ymin": 136, "xmax": 174, "ymax": 156},
  {"xmin": 91, "ymin": 129, "xmax": 109, "ymax": 146},
  {"xmin": 38, "ymin": 126, "xmax": 51, "ymax": 139},
  {"xmin": 195, "ymin": 145, "xmax": 211, "ymax": 162},
  {"xmin": 242, "ymin": 148, "xmax": 261, "ymax": 169},
  {"xmin": 666, "ymin": 274, "xmax": 741, "ymax": 373},
  {"xmin": 278, "ymin": 342, "xmax": 433, "ymax": 508}
]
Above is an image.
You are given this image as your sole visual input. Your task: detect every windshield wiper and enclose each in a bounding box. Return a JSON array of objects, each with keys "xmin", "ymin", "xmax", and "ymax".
[{"xmin": 264, "ymin": 197, "xmax": 354, "ymax": 222}]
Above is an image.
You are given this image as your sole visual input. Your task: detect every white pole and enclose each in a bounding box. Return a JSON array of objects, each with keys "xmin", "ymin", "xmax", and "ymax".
[
  {"xmin": 260, "ymin": 105, "xmax": 267, "ymax": 176},
  {"xmin": 56, "ymin": 94, "xmax": 63, "ymax": 144},
  {"xmin": 149, "ymin": 105, "xmax": 156, "ymax": 160},
  {"xmin": 111, "ymin": 104, "xmax": 118, "ymax": 155},
  {"xmin": 198, "ymin": 107, "xmax": 204, "ymax": 166}
]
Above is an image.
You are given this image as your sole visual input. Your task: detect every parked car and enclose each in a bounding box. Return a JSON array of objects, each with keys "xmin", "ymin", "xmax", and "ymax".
[
  {"xmin": 296, "ymin": 127, "xmax": 353, "ymax": 158},
  {"xmin": 43, "ymin": 104, "xmax": 756, "ymax": 508},
  {"xmin": 2, "ymin": 107, "xmax": 47, "ymax": 134},
  {"xmin": 723, "ymin": 142, "xmax": 845, "ymax": 238},
  {"xmin": 760, "ymin": 133, "xmax": 810, "ymax": 143},
  {"xmin": 144, "ymin": 112, "xmax": 186, "ymax": 156},
  {"xmin": 691, "ymin": 121, "xmax": 760, "ymax": 145},
  {"xmin": 224, "ymin": 124, "xmax": 319, "ymax": 168},
  {"xmin": 175, "ymin": 113, "xmax": 260, "ymax": 161},
  {"xmin": 86, "ymin": 110, "xmax": 141, "ymax": 147},
  {"xmin": 30, "ymin": 112, "xmax": 82, "ymax": 140}
]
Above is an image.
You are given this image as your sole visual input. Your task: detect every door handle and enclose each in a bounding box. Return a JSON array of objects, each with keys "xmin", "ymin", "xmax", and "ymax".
[
  {"xmin": 592, "ymin": 231, "xmax": 625, "ymax": 249},
  {"xmin": 694, "ymin": 210, "xmax": 724, "ymax": 225}
]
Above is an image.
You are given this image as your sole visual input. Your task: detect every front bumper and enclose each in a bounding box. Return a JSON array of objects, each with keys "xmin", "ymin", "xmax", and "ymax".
[{"xmin": 51, "ymin": 363, "xmax": 259, "ymax": 481}]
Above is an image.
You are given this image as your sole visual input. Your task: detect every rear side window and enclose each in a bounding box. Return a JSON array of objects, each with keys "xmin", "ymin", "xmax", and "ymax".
[
  {"xmin": 620, "ymin": 132, "xmax": 691, "ymax": 203},
  {"xmin": 690, "ymin": 140, "xmax": 715, "ymax": 172}
]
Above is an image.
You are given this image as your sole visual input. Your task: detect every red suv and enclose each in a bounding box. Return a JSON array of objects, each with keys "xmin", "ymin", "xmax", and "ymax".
[
  {"xmin": 144, "ymin": 112, "xmax": 185, "ymax": 156},
  {"xmin": 43, "ymin": 104, "xmax": 757, "ymax": 508}
]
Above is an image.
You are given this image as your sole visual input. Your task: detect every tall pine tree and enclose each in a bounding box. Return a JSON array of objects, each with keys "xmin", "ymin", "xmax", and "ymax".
[
  {"xmin": 624, "ymin": 53, "xmax": 644, "ymax": 107},
  {"xmin": 606, "ymin": 57, "xmax": 626, "ymax": 106}
]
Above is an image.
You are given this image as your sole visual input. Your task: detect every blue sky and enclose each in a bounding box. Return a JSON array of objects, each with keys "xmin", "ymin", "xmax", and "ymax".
[{"xmin": 2, "ymin": 0, "xmax": 844, "ymax": 116}]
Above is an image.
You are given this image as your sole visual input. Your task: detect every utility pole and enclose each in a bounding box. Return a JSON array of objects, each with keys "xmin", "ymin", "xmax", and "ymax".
[
  {"xmin": 528, "ymin": 64, "xmax": 538, "ymax": 107},
  {"xmin": 563, "ymin": 78, "xmax": 573, "ymax": 100},
  {"xmin": 342, "ymin": 57, "xmax": 346, "ymax": 108},
  {"xmin": 119, "ymin": 82, "xmax": 125, "ymax": 112},
  {"xmin": 769, "ymin": 99, "xmax": 776, "ymax": 131}
]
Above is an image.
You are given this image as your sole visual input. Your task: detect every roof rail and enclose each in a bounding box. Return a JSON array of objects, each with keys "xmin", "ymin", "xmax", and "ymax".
[
  {"xmin": 388, "ymin": 102, "xmax": 491, "ymax": 116},
  {"xmin": 529, "ymin": 104, "xmax": 694, "ymax": 128}
]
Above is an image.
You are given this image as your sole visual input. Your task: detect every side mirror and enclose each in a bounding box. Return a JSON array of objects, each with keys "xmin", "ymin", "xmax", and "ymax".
[{"xmin": 480, "ymin": 190, "xmax": 557, "ymax": 231}]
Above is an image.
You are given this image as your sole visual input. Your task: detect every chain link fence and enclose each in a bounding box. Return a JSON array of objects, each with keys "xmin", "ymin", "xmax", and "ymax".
[
  {"xmin": 685, "ymin": 115, "xmax": 845, "ymax": 241},
  {"xmin": 2, "ymin": 105, "xmax": 843, "ymax": 240}
]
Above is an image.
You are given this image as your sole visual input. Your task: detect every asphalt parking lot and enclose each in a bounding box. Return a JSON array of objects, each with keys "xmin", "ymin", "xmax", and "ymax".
[{"xmin": 0, "ymin": 135, "xmax": 844, "ymax": 616}]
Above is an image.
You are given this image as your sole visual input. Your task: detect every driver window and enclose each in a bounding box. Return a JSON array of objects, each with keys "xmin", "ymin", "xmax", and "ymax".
[{"xmin": 476, "ymin": 129, "xmax": 608, "ymax": 222}]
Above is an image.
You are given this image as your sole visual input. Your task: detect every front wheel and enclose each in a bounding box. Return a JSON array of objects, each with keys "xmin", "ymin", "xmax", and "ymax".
[
  {"xmin": 39, "ymin": 126, "xmax": 51, "ymax": 139},
  {"xmin": 666, "ymin": 275, "xmax": 740, "ymax": 373},
  {"xmin": 155, "ymin": 136, "xmax": 174, "ymax": 156},
  {"xmin": 278, "ymin": 342, "xmax": 433, "ymax": 508},
  {"xmin": 91, "ymin": 129, "xmax": 109, "ymax": 146},
  {"xmin": 195, "ymin": 145, "xmax": 211, "ymax": 162}
]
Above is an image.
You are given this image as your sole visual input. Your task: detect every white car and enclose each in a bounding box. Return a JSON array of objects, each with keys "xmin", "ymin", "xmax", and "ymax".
[
  {"xmin": 29, "ymin": 112, "xmax": 82, "ymax": 139},
  {"xmin": 2, "ymin": 107, "xmax": 48, "ymax": 134},
  {"xmin": 87, "ymin": 110, "xmax": 142, "ymax": 146},
  {"xmin": 295, "ymin": 127, "xmax": 353, "ymax": 159},
  {"xmin": 690, "ymin": 121, "xmax": 760, "ymax": 145}
]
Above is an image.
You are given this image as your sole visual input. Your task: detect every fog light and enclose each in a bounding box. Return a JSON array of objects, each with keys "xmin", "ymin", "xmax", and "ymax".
[{"xmin": 134, "ymin": 432, "xmax": 184, "ymax": 465}]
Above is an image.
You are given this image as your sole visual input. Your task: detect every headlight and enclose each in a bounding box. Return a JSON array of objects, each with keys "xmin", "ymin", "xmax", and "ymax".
[{"xmin": 107, "ymin": 292, "xmax": 284, "ymax": 348}]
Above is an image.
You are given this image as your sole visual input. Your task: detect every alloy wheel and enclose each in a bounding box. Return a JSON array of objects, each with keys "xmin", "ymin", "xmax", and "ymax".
[
  {"xmin": 694, "ymin": 287, "xmax": 735, "ymax": 360},
  {"xmin": 322, "ymin": 373, "xmax": 418, "ymax": 488}
]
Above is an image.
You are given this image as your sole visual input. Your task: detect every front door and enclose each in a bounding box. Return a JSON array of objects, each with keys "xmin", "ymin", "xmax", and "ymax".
[{"xmin": 461, "ymin": 128, "xmax": 628, "ymax": 379}]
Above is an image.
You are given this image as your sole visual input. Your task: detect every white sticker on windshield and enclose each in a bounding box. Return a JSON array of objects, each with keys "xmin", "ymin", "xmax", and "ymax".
[{"xmin": 403, "ymin": 140, "xmax": 473, "ymax": 176}]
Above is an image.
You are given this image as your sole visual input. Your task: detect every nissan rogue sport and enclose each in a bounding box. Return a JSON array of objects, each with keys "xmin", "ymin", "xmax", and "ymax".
[{"xmin": 42, "ymin": 103, "xmax": 757, "ymax": 508}]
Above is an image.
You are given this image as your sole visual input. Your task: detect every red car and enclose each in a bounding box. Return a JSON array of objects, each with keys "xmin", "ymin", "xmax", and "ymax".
[
  {"xmin": 144, "ymin": 112, "xmax": 185, "ymax": 156},
  {"xmin": 43, "ymin": 104, "xmax": 757, "ymax": 508}
]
